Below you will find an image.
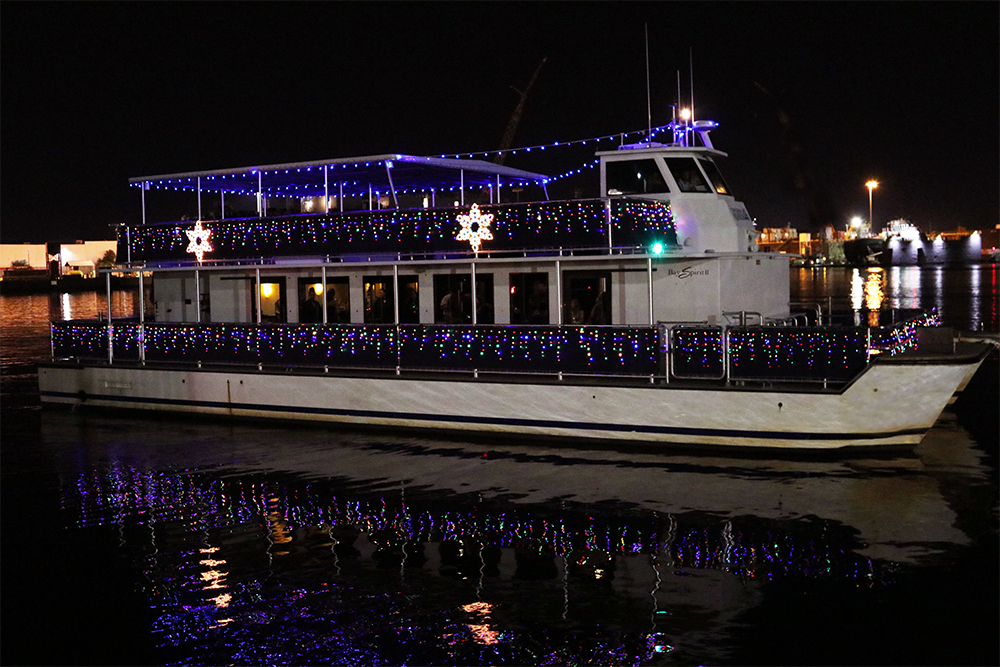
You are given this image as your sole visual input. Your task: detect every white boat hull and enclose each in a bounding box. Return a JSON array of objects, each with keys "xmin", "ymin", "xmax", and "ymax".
[{"xmin": 37, "ymin": 349, "xmax": 988, "ymax": 450}]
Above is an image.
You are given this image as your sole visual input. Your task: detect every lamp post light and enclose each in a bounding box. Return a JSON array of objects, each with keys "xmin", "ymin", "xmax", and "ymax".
[{"xmin": 866, "ymin": 180, "xmax": 879, "ymax": 230}]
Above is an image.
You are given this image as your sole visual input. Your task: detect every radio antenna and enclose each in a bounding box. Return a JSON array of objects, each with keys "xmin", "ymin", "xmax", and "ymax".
[
  {"xmin": 689, "ymin": 47, "xmax": 695, "ymax": 127},
  {"xmin": 645, "ymin": 24, "xmax": 652, "ymax": 144}
]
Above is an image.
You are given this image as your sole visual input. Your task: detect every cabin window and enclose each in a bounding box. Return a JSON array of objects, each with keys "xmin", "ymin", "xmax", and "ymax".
[
  {"xmin": 398, "ymin": 276, "xmax": 419, "ymax": 323},
  {"xmin": 605, "ymin": 159, "xmax": 669, "ymax": 196},
  {"xmin": 254, "ymin": 277, "xmax": 286, "ymax": 323},
  {"xmin": 665, "ymin": 157, "xmax": 712, "ymax": 193},
  {"xmin": 364, "ymin": 275, "xmax": 419, "ymax": 324},
  {"xmin": 509, "ymin": 273, "xmax": 549, "ymax": 324},
  {"xmin": 561, "ymin": 271, "xmax": 612, "ymax": 325},
  {"xmin": 297, "ymin": 277, "xmax": 350, "ymax": 323},
  {"xmin": 434, "ymin": 274, "xmax": 494, "ymax": 324},
  {"xmin": 698, "ymin": 158, "xmax": 732, "ymax": 196}
]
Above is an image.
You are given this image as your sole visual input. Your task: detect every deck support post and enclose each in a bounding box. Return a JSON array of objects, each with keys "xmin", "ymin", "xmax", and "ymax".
[
  {"xmin": 321, "ymin": 266, "xmax": 328, "ymax": 324},
  {"xmin": 324, "ymin": 166, "xmax": 330, "ymax": 213},
  {"xmin": 393, "ymin": 264, "xmax": 400, "ymax": 325},
  {"xmin": 385, "ymin": 161, "xmax": 398, "ymax": 208},
  {"xmin": 460, "ymin": 170, "xmax": 465, "ymax": 206},
  {"xmin": 647, "ymin": 257, "xmax": 654, "ymax": 325},
  {"xmin": 555, "ymin": 260, "xmax": 562, "ymax": 325},
  {"xmin": 195, "ymin": 269, "xmax": 201, "ymax": 323},
  {"xmin": 257, "ymin": 171, "xmax": 263, "ymax": 217},
  {"xmin": 255, "ymin": 268, "xmax": 262, "ymax": 324},
  {"xmin": 393, "ymin": 264, "xmax": 401, "ymax": 368}
]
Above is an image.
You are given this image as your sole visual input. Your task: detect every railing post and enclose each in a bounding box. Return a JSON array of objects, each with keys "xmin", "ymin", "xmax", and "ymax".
[
  {"xmin": 106, "ymin": 272, "xmax": 113, "ymax": 365},
  {"xmin": 470, "ymin": 261, "xmax": 477, "ymax": 326},
  {"xmin": 647, "ymin": 257, "xmax": 654, "ymax": 326},
  {"xmin": 662, "ymin": 324, "xmax": 671, "ymax": 384},
  {"xmin": 138, "ymin": 269, "xmax": 145, "ymax": 364},
  {"xmin": 722, "ymin": 325, "xmax": 730, "ymax": 383},
  {"xmin": 606, "ymin": 198, "xmax": 613, "ymax": 252}
]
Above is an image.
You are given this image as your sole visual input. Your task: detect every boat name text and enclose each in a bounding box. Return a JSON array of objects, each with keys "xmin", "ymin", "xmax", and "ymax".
[{"xmin": 667, "ymin": 266, "xmax": 711, "ymax": 279}]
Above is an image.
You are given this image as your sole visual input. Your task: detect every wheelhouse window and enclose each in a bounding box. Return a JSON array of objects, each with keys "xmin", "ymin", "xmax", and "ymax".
[
  {"xmin": 364, "ymin": 275, "xmax": 419, "ymax": 324},
  {"xmin": 434, "ymin": 274, "xmax": 494, "ymax": 324},
  {"xmin": 562, "ymin": 270, "xmax": 611, "ymax": 325},
  {"xmin": 698, "ymin": 158, "xmax": 732, "ymax": 196},
  {"xmin": 605, "ymin": 159, "xmax": 669, "ymax": 196},
  {"xmin": 665, "ymin": 157, "xmax": 711, "ymax": 193},
  {"xmin": 509, "ymin": 273, "xmax": 549, "ymax": 324}
]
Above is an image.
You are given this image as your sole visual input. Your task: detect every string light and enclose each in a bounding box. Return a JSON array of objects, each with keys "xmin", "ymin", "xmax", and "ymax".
[
  {"xmin": 123, "ymin": 199, "xmax": 677, "ymax": 262},
  {"xmin": 436, "ymin": 124, "xmax": 673, "ymax": 160},
  {"xmin": 52, "ymin": 315, "xmax": 929, "ymax": 383}
]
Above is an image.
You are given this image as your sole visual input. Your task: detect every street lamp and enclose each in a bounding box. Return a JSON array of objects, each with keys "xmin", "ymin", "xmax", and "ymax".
[{"xmin": 866, "ymin": 180, "xmax": 879, "ymax": 229}]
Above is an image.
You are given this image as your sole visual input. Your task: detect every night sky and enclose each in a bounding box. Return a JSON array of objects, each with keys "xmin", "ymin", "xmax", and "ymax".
[{"xmin": 2, "ymin": 2, "xmax": 997, "ymax": 244}]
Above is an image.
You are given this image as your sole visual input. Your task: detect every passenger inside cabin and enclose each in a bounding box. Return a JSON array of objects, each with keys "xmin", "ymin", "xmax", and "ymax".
[
  {"xmin": 589, "ymin": 292, "xmax": 607, "ymax": 324},
  {"xmin": 676, "ymin": 170, "xmax": 701, "ymax": 191},
  {"xmin": 527, "ymin": 280, "xmax": 548, "ymax": 323},
  {"xmin": 565, "ymin": 299, "xmax": 585, "ymax": 324},
  {"xmin": 400, "ymin": 286, "xmax": 419, "ymax": 323},
  {"xmin": 440, "ymin": 288, "xmax": 462, "ymax": 324},
  {"xmin": 301, "ymin": 288, "xmax": 322, "ymax": 323}
]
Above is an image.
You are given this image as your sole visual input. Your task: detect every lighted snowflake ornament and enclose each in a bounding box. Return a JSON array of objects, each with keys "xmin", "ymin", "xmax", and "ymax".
[
  {"xmin": 185, "ymin": 220, "xmax": 213, "ymax": 263},
  {"xmin": 455, "ymin": 204, "xmax": 494, "ymax": 254}
]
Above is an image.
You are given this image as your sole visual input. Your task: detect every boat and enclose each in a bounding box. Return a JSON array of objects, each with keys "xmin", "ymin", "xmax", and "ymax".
[{"xmin": 37, "ymin": 112, "xmax": 993, "ymax": 450}]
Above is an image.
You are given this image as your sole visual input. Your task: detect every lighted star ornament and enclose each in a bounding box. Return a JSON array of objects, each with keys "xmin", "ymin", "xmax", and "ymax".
[
  {"xmin": 185, "ymin": 220, "xmax": 213, "ymax": 263},
  {"xmin": 455, "ymin": 204, "xmax": 494, "ymax": 254}
]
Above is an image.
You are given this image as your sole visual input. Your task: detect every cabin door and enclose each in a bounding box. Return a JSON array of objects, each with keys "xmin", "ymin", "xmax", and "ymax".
[{"xmin": 252, "ymin": 276, "xmax": 287, "ymax": 323}]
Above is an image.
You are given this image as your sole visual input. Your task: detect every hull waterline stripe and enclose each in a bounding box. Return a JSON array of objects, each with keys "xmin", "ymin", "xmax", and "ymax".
[{"xmin": 39, "ymin": 390, "xmax": 928, "ymax": 442}]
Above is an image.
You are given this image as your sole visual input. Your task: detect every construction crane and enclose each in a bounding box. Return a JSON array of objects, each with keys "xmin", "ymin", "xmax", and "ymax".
[{"xmin": 494, "ymin": 57, "xmax": 547, "ymax": 165}]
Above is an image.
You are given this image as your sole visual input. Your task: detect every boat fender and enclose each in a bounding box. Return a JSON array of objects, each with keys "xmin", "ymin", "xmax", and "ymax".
[{"xmin": 77, "ymin": 389, "xmax": 87, "ymax": 403}]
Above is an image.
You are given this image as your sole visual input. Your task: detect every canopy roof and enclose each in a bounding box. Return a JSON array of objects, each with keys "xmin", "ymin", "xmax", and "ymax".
[{"xmin": 129, "ymin": 154, "xmax": 550, "ymax": 199}]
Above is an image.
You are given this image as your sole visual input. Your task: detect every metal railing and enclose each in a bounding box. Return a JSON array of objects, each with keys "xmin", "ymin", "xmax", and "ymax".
[{"xmin": 51, "ymin": 314, "xmax": 933, "ymax": 387}]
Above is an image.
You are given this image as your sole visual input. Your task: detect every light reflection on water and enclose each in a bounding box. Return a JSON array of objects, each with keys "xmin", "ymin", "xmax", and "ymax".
[
  {"xmin": 29, "ymin": 407, "xmax": 992, "ymax": 665},
  {"xmin": 793, "ymin": 264, "xmax": 998, "ymax": 332}
]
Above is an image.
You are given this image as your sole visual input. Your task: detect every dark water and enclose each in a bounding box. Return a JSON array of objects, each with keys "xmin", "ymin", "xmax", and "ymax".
[{"xmin": 2, "ymin": 267, "xmax": 997, "ymax": 666}]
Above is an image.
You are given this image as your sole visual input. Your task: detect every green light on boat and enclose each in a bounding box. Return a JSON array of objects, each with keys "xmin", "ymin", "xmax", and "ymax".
[{"xmin": 651, "ymin": 242, "xmax": 664, "ymax": 255}]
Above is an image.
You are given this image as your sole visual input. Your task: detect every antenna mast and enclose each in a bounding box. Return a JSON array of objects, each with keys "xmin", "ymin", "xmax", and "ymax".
[
  {"xmin": 689, "ymin": 47, "xmax": 695, "ymax": 138},
  {"xmin": 645, "ymin": 24, "xmax": 652, "ymax": 143}
]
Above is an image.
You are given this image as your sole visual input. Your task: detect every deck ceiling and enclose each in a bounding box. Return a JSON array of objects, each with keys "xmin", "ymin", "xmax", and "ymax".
[{"xmin": 129, "ymin": 154, "xmax": 549, "ymax": 199}]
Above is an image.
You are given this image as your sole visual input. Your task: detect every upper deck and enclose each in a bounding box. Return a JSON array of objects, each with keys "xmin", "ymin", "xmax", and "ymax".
[{"xmin": 118, "ymin": 120, "xmax": 757, "ymax": 267}]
